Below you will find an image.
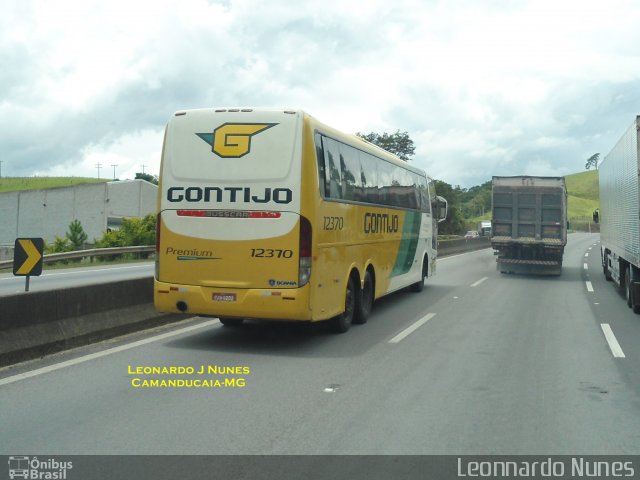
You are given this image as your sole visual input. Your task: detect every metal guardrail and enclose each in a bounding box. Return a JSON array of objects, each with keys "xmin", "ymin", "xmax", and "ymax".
[
  {"xmin": 437, "ymin": 236, "xmax": 491, "ymax": 256},
  {"xmin": 0, "ymin": 245, "xmax": 155, "ymax": 270},
  {"xmin": 0, "ymin": 238, "xmax": 487, "ymax": 271}
]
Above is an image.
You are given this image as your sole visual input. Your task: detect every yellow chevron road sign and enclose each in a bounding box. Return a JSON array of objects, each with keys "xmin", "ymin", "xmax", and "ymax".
[{"xmin": 13, "ymin": 238, "xmax": 44, "ymax": 276}]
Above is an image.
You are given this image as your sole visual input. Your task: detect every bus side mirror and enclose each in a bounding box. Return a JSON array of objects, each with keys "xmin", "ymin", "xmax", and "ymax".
[
  {"xmin": 593, "ymin": 209, "xmax": 599, "ymax": 224},
  {"xmin": 436, "ymin": 196, "xmax": 448, "ymax": 223}
]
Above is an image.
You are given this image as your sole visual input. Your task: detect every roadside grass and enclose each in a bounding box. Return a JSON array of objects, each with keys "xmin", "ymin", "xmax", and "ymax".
[
  {"xmin": 565, "ymin": 170, "xmax": 599, "ymax": 222},
  {"xmin": 564, "ymin": 170, "xmax": 599, "ymax": 202},
  {"xmin": 0, "ymin": 176, "xmax": 108, "ymax": 193}
]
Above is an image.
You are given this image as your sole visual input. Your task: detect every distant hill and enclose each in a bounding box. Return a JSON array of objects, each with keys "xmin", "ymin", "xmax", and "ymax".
[
  {"xmin": 0, "ymin": 177, "xmax": 108, "ymax": 193},
  {"xmin": 0, "ymin": 172, "xmax": 599, "ymax": 223},
  {"xmin": 456, "ymin": 170, "xmax": 599, "ymax": 233},
  {"xmin": 565, "ymin": 170, "xmax": 599, "ymax": 220}
]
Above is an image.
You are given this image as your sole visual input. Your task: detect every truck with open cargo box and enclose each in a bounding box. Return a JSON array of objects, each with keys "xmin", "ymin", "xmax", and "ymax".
[{"xmin": 491, "ymin": 176, "xmax": 567, "ymax": 276}]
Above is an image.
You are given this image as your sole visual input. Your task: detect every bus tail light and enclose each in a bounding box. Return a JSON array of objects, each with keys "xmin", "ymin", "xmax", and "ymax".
[
  {"xmin": 299, "ymin": 216, "xmax": 312, "ymax": 286},
  {"xmin": 155, "ymin": 213, "xmax": 161, "ymax": 279}
]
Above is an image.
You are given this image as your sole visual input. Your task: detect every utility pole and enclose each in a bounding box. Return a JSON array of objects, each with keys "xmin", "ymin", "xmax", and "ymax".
[
  {"xmin": 95, "ymin": 163, "xmax": 102, "ymax": 178},
  {"xmin": 110, "ymin": 164, "xmax": 118, "ymax": 180},
  {"xmin": 141, "ymin": 164, "xmax": 148, "ymax": 175}
]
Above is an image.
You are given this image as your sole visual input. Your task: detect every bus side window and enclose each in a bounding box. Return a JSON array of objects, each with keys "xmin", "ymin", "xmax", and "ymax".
[
  {"xmin": 339, "ymin": 143, "xmax": 363, "ymax": 202},
  {"xmin": 359, "ymin": 152, "xmax": 378, "ymax": 204},
  {"xmin": 315, "ymin": 133, "xmax": 326, "ymax": 198},
  {"xmin": 419, "ymin": 176, "xmax": 430, "ymax": 214},
  {"xmin": 378, "ymin": 161, "xmax": 394, "ymax": 206},
  {"xmin": 323, "ymin": 137, "xmax": 342, "ymax": 199},
  {"xmin": 409, "ymin": 172, "xmax": 422, "ymax": 210}
]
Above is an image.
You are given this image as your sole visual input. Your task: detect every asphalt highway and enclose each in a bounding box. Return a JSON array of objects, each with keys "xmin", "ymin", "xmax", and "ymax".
[{"xmin": 1, "ymin": 233, "xmax": 639, "ymax": 455}]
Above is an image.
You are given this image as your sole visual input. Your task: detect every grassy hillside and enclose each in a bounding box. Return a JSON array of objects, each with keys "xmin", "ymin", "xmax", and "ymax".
[
  {"xmin": 0, "ymin": 177, "xmax": 108, "ymax": 193},
  {"xmin": 462, "ymin": 170, "xmax": 599, "ymax": 231},
  {"xmin": 565, "ymin": 170, "xmax": 599, "ymax": 220}
]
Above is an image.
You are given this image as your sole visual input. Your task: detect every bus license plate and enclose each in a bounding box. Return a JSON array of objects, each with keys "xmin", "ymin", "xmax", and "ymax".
[{"xmin": 213, "ymin": 293, "xmax": 236, "ymax": 302}]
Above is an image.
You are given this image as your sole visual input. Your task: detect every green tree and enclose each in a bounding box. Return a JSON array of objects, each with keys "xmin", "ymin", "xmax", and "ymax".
[
  {"xmin": 356, "ymin": 130, "xmax": 416, "ymax": 161},
  {"xmin": 458, "ymin": 180, "xmax": 492, "ymax": 218},
  {"xmin": 120, "ymin": 214, "xmax": 156, "ymax": 246},
  {"xmin": 135, "ymin": 172, "xmax": 159, "ymax": 185},
  {"xmin": 433, "ymin": 180, "xmax": 466, "ymax": 235},
  {"xmin": 585, "ymin": 153, "xmax": 600, "ymax": 170},
  {"xmin": 66, "ymin": 219, "xmax": 88, "ymax": 250}
]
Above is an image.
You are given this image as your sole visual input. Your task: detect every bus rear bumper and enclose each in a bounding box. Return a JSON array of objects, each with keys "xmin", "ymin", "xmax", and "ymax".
[{"xmin": 154, "ymin": 280, "xmax": 312, "ymax": 321}]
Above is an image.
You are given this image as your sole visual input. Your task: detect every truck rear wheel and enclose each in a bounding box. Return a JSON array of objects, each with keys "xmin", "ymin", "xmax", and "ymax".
[
  {"xmin": 603, "ymin": 252, "xmax": 613, "ymax": 281},
  {"xmin": 625, "ymin": 266, "xmax": 640, "ymax": 314}
]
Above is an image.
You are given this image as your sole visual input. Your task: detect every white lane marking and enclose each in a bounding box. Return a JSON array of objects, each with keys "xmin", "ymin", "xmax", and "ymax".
[
  {"xmin": 601, "ymin": 324, "xmax": 626, "ymax": 358},
  {"xmin": 586, "ymin": 281, "xmax": 594, "ymax": 292},
  {"xmin": 0, "ymin": 319, "xmax": 218, "ymax": 387},
  {"xmin": 584, "ymin": 253, "xmax": 589, "ymax": 258},
  {"xmin": 389, "ymin": 313, "xmax": 436, "ymax": 344},
  {"xmin": 584, "ymin": 263, "xmax": 588, "ymax": 270},
  {"xmin": 470, "ymin": 277, "xmax": 488, "ymax": 287}
]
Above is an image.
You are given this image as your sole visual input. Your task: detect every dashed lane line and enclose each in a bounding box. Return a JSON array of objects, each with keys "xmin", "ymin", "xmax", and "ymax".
[
  {"xmin": 470, "ymin": 277, "xmax": 488, "ymax": 287},
  {"xmin": 389, "ymin": 313, "xmax": 436, "ymax": 344},
  {"xmin": 601, "ymin": 324, "xmax": 626, "ymax": 358}
]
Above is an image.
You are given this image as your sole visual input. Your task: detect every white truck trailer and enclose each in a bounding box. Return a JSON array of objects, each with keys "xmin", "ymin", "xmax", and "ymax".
[
  {"xmin": 597, "ymin": 115, "xmax": 640, "ymax": 313},
  {"xmin": 478, "ymin": 220, "xmax": 492, "ymax": 237}
]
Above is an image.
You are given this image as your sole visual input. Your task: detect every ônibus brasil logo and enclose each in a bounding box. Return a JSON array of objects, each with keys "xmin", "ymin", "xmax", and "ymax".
[
  {"xmin": 8, "ymin": 456, "xmax": 73, "ymax": 479},
  {"xmin": 196, "ymin": 123, "xmax": 277, "ymax": 158}
]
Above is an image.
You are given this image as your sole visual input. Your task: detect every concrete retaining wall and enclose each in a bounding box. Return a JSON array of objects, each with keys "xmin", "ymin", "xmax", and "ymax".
[
  {"xmin": 0, "ymin": 278, "xmax": 185, "ymax": 367},
  {"xmin": 0, "ymin": 180, "xmax": 157, "ymax": 245},
  {"xmin": 438, "ymin": 236, "xmax": 491, "ymax": 256}
]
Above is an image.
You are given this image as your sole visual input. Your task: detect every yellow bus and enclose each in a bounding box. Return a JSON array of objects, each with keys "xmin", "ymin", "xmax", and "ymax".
[{"xmin": 154, "ymin": 108, "xmax": 447, "ymax": 332}]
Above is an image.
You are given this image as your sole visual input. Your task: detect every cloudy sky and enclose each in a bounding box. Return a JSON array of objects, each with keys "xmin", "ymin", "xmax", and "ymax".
[{"xmin": 2, "ymin": 0, "xmax": 639, "ymax": 187}]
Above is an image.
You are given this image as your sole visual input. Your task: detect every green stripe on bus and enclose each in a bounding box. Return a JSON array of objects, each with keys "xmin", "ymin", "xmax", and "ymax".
[{"xmin": 392, "ymin": 211, "xmax": 421, "ymax": 276}]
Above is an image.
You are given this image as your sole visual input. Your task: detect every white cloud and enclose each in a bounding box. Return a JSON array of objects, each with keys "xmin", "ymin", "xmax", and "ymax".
[
  {"xmin": 34, "ymin": 129, "xmax": 163, "ymax": 179},
  {"xmin": 2, "ymin": 0, "xmax": 640, "ymax": 186}
]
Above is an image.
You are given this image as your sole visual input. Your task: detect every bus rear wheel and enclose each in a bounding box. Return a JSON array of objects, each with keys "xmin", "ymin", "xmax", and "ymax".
[
  {"xmin": 331, "ymin": 276, "xmax": 356, "ymax": 333},
  {"xmin": 354, "ymin": 270, "xmax": 373, "ymax": 324},
  {"xmin": 409, "ymin": 258, "xmax": 428, "ymax": 293}
]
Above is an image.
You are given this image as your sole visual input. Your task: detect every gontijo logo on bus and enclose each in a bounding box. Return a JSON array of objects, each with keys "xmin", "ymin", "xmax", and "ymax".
[{"xmin": 196, "ymin": 123, "xmax": 278, "ymax": 158}]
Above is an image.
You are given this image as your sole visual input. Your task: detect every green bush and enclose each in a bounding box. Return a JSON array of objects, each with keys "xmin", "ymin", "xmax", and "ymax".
[
  {"xmin": 95, "ymin": 215, "xmax": 156, "ymax": 259},
  {"xmin": 46, "ymin": 236, "xmax": 73, "ymax": 254}
]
